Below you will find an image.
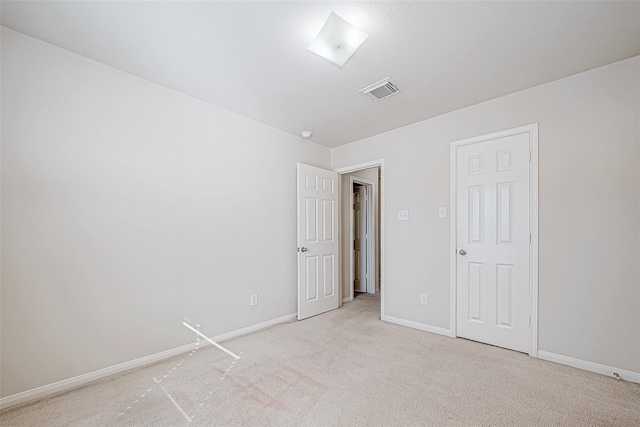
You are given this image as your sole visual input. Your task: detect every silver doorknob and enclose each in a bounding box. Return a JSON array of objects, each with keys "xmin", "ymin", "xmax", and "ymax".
[
  {"xmin": 459, "ymin": 249, "xmax": 467, "ymax": 256},
  {"xmin": 300, "ymin": 247, "xmax": 308, "ymax": 252}
]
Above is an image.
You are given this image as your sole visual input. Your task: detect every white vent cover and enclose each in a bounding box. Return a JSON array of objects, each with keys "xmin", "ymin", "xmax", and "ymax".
[{"xmin": 359, "ymin": 78, "xmax": 401, "ymax": 102}]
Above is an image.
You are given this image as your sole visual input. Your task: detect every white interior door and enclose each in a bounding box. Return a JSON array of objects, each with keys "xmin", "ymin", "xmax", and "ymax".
[
  {"xmin": 353, "ymin": 186, "xmax": 367, "ymax": 293},
  {"xmin": 297, "ymin": 164, "xmax": 339, "ymax": 320},
  {"xmin": 456, "ymin": 133, "xmax": 531, "ymax": 352}
]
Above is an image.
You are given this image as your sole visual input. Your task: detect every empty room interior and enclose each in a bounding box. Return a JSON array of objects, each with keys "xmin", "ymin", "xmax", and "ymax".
[{"xmin": 1, "ymin": 1, "xmax": 639, "ymax": 426}]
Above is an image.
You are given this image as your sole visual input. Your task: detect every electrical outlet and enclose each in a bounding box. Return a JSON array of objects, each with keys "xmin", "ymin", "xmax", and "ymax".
[
  {"xmin": 420, "ymin": 293, "xmax": 428, "ymax": 305},
  {"xmin": 438, "ymin": 207, "xmax": 447, "ymax": 219},
  {"xmin": 398, "ymin": 210, "xmax": 409, "ymax": 221},
  {"xmin": 250, "ymin": 294, "xmax": 258, "ymax": 306}
]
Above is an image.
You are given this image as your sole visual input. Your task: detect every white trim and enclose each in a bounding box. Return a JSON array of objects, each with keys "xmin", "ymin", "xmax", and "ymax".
[
  {"xmin": 529, "ymin": 125, "xmax": 539, "ymax": 357},
  {"xmin": 342, "ymin": 296, "xmax": 353, "ymax": 303},
  {"xmin": 212, "ymin": 313, "xmax": 296, "ymax": 343},
  {"xmin": 449, "ymin": 124, "xmax": 539, "ymax": 355},
  {"xmin": 334, "ymin": 159, "xmax": 384, "ymax": 174},
  {"xmin": 338, "ymin": 166, "xmax": 343, "ymax": 307},
  {"xmin": 335, "ymin": 159, "xmax": 385, "ymax": 320},
  {"xmin": 537, "ymin": 351, "xmax": 640, "ymax": 384},
  {"xmin": 0, "ymin": 313, "xmax": 296, "ymax": 410},
  {"xmin": 449, "ymin": 140, "xmax": 458, "ymax": 338},
  {"xmin": 380, "ymin": 160, "xmax": 385, "ymax": 320},
  {"xmin": 348, "ymin": 176, "xmax": 355, "ymax": 301},
  {"xmin": 384, "ymin": 315, "xmax": 451, "ymax": 337}
]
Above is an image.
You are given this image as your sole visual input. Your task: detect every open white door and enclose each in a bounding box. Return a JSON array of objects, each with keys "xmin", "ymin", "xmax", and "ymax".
[
  {"xmin": 297, "ymin": 164, "xmax": 340, "ymax": 320},
  {"xmin": 353, "ymin": 185, "xmax": 367, "ymax": 293}
]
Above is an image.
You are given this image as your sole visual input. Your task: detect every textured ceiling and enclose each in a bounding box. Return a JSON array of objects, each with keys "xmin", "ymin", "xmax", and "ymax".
[{"xmin": 2, "ymin": 1, "xmax": 639, "ymax": 148}]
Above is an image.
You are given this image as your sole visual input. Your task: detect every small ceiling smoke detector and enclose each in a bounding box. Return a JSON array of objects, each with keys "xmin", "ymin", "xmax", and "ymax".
[
  {"xmin": 301, "ymin": 131, "xmax": 313, "ymax": 139},
  {"xmin": 360, "ymin": 78, "xmax": 401, "ymax": 102}
]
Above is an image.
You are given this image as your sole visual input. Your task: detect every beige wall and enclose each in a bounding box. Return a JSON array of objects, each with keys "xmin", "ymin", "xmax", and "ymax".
[
  {"xmin": 332, "ymin": 57, "xmax": 640, "ymax": 373},
  {"xmin": 0, "ymin": 29, "xmax": 331, "ymax": 397}
]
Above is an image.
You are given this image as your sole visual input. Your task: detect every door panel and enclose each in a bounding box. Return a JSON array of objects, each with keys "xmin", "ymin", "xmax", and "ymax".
[
  {"xmin": 298, "ymin": 164, "xmax": 339, "ymax": 320},
  {"xmin": 456, "ymin": 133, "xmax": 530, "ymax": 352},
  {"xmin": 323, "ymin": 254, "xmax": 335, "ymax": 296},
  {"xmin": 496, "ymin": 264, "xmax": 513, "ymax": 327},
  {"xmin": 467, "ymin": 262, "xmax": 483, "ymax": 322},
  {"xmin": 305, "ymin": 256, "xmax": 318, "ymax": 302}
]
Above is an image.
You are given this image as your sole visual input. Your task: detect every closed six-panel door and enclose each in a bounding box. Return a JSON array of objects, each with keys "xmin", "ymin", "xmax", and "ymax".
[{"xmin": 456, "ymin": 133, "xmax": 530, "ymax": 352}]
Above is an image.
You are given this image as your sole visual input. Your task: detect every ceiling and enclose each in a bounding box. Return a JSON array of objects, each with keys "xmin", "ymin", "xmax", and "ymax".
[{"xmin": 2, "ymin": 1, "xmax": 639, "ymax": 148}]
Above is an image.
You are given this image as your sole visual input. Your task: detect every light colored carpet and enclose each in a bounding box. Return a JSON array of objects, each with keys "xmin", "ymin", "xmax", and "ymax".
[{"xmin": 2, "ymin": 293, "xmax": 639, "ymax": 426}]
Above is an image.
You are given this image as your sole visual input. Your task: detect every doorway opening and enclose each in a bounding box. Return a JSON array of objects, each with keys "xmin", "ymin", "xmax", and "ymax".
[
  {"xmin": 335, "ymin": 160, "xmax": 385, "ymax": 320},
  {"xmin": 350, "ymin": 177, "xmax": 377, "ymax": 299},
  {"xmin": 352, "ymin": 182, "xmax": 367, "ymax": 295}
]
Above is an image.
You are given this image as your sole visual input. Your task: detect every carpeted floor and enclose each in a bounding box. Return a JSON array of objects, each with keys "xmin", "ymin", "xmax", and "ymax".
[{"xmin": 2, "ymin": 293, "xmax": 639, "ymax": 426}]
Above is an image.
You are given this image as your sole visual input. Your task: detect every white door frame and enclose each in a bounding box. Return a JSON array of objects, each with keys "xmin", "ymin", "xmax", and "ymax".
[
  {"xmin": 349, "ymin": 176, "xmax": 376, "ymax": 300},
  {"xmin": 335, "ymin": 159, "xmax": 385, "ymax": 320},
  {"xmin": 449, "ymin": 124, "xmax": 539, "ymax": 357}
]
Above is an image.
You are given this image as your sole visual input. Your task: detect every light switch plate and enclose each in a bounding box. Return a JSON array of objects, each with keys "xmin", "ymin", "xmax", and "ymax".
[
  {"xmin": 438, "ymin": 207, "xmax": 447, "ymax": 219},
  {"xmin": 398, "ymin": 210, "xmax": 409, "ymax": 221}
]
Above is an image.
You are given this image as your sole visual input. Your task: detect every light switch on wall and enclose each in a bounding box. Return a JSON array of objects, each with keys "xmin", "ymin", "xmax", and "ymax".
[
  {"xmin": 438, "ymin": 207, "xmax": 447, "ymax": 219},
  {"xmin": 398, "ymin": 210, "xmax": 409, "ymax": 221}
]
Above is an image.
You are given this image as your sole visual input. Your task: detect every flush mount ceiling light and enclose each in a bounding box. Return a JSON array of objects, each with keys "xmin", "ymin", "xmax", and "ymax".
[{"xmin": 307, "ymin": 12, "xmax": 369, "ymax": 67}]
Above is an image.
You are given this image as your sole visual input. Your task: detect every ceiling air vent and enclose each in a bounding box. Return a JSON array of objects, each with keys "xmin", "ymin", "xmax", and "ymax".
[{"xmin": 360, "ymin": 78, "xmax": 401, "ymax": 102}]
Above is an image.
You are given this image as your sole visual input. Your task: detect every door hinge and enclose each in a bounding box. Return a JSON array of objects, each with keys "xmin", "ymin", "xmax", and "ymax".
[
  {"xmin": 528, "ymin": 315, "xmax": 531, "ymax": 326},
  {"xmin": 529, "ymin": 150, "xmax": 532, "ymax": 161},
  {"xmin": 529, "ymin": 233, "xmax": 532, "ymax": 244}
]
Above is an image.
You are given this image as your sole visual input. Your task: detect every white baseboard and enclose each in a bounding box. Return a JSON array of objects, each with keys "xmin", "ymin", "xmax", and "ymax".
[
  {"xmin": 0, "ymin": 313, "xmax": 296, "ymax": 410},
  {"xmin": 537, "ymin": 350, "xmax": 640, "ymax": 384},
  {"xmin": 342, "ymin": 297, "xmax": 353, "ymax": 303},
  {"xmin": 0, "ymin": 342, "xmax": 196, "ymax": 411},
  {"xmin": 212, "ymin": 313, "xmax": 296, "ymax": 342},
  {"xmin": 383, "ymin": 315, "xmax": 451, "ymax": 337}
]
